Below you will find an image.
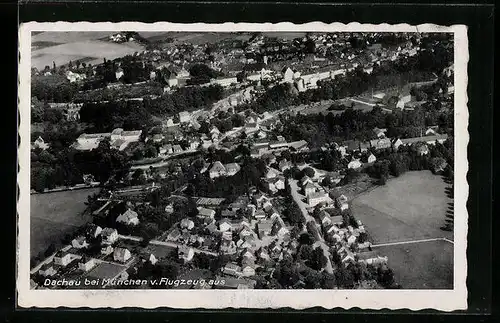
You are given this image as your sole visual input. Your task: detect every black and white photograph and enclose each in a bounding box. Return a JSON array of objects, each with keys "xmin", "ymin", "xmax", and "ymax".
[{"xmin": 17, "ymin": 22, "xmax": 468, "ymax": 310}]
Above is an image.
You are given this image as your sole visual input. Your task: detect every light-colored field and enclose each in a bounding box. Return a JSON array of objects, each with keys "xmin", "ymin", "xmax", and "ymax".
[
  {"xmin": 351, "ymin": 170, "xmax": 453, "ymax": 289},
  {"xmin": 30, "ymin": 188, "xmax": 100, "ymax": 257},
  {"xmin": 351, "ymin": 170, "xmax": 452, "ymax": 244},
  {"xmin": 31, "ymin": 32, "xmax": 145, "ymax": 70},
  {"xmin": 32, "ymin": 31, "xmax": 112, "ymax": 44},
  {"xmin": 373, "ymin": 240, "xmax": 453, "ymax": 289}
]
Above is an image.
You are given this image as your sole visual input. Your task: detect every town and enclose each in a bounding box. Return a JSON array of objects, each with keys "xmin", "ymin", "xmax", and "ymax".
[{"xmin": 30, "ymin": 31, "xmax": 454, "ymax": 290}]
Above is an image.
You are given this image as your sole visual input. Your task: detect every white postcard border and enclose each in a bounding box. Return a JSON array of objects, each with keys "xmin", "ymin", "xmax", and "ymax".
[{"xmin": 17, "ymin": 21, "xmax": 469, "ymax": 311}]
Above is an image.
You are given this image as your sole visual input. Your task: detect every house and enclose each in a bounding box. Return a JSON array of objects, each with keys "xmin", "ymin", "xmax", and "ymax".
[
  {"xmin": 363, "ymin": 153, "xmax": 377, "ymax": 164},
  {"xmin": 209, "ymin": 161, "xmax": 227, "ymax": 179},
  {"xmin": 178, "ymin": 245, "xmax": 195, "ymax": 263},
  {"xmin": 188, "ymin": 138, "xmax": 200, "ymax": 150},
  {"xmin": 396, "ymin": 94, "xmax": 412, "ymax": 109},
  {"xmin": 391, "ymin": 138, "xmax": 403, "ymax": 150},
  {"xmin": 261, "ymin": 153, "xmax": 276, "ymax": 165},
  {"xmin": 78, "ymin": 256, "xmax": 96, "ymax": 272},
  {"xmin": 225, "ymin": 163, "xmax": 241, "ymax": 176},
  {"xmin": 245, "ymin": 123, "xmax": 260, "ymax": 136},
  {"xmin": 272, "ymin": 176, "xmax": 286, "ymax": 191},
  {"xmin": 307, "ymin": 191, "xmax": 330, "ymax": 207},
  {"xmin": 152, "ymin": 134, "xmax": 163, "ymax": 143},
  {"xmin": 211, "ymin": 76, "xmax": 238, "ymax": 87},
  {"xmin": 236, "ymin": 238, "xmax": 252, "ymax": 250},
  {"xmin": 278, "ymin": 159, "xmax": 292, "ymax": 171},
  {"xmin": 303, "ymin": 182, "xmax": 317, "ymax": 197},
  {"xmin": 219, "ymin": 218, "xmax": 232, "ymax": 232},
  {"xmin": 147, "ymin": 253, "xmax": 158, "ymax": 265},
  {"xmin": 347, "ymin": 234, "xmax": 357, "ymax": 246},
  {"xmin": 282, "ymin": 67, "xmax": 294, "ymax": 83},
  {"xmin": 358, "ymin": 242, "xmax": 372, "ymax": 250},
  {"xmin": 257, "ymin": 219, "xmax": 274, "ymax": 238},
  {"xmin": 253, "ymin": 209, "xmax": 266, "ymax": 220},
  {"xmin": 230, "ymin": 218, "xmax": 250, "ymax": 231},
  {"xmin": 241, "ymin": 249, "xmax": 256, "ymax": 262},
  {"xmin": 165, "ymin": 203, "xmax": 174, "ymax": 214},
  {"xmin": 347, "ymin": 158, "xmax": 362, "ymax": 169},
  {"xmin": 265, "ymin": 167, "xmax": 280, "ymax": 179},
  {"xmin": 425, "ymin": 126, "xmax": 440, "ymax": 136},
  {"xmin": 331, "ymin": 215, "xmax": 344, "ymax": 225},
  {"xmin": 370, "ymin": 138, "xmax": 392, "ymax": 150},
  {"xmin": 71, "ymin": 236, "xmax": 89, "ymax": 249},
  {"xmin": 38, "ymin": 263, "xmax": 57, "ymax": 277},
  {"xmin": 373, "ymin": 127, "xmax": 387, "ymax": 139},
  {"xmin": 272, "ymin": 218, "xmax": 289, "ymax": 238},
  {"xmin": 115, "ymin": 67, "xmax": 124, "ymax": 80},
  {"xmin": 53, "ymin": 251, "xmax": 73, "ymax": 267},
  {"xmin": 222, "ymin": 263, "xmax": 242, "ymax": 277},
  {"xmin": 101, "ymin": 228, "xmax": 119, "ymax": 245},
  {"xmin": 172, "ymin": 145, "xmax": 183, "ymax": 154},
  {"xmin": 319, "ymin": 211, "xmax": 332, "ymax": 227},
  {"xmin": 253, "ymin": 193, "xmax": 269, "ymax": 208},
  {"xmin": 113, "ymin": 247, "xmax": 131, "ymax": 263},
  {"xmin": 197, "ymin": 207, "xmax": 215, "ymax": 219},
  {"xmin": 116, "ymin": 209, "xmax": 140, "ymax": 226},
  {"xmin": 415, "ymin": 142, "xmax": 430, "ymax": 156},
  {"xmin": 336, "ymin": 195, "xmax": 349, "ymax": 211},
  {"xmin": 290, "ymin": 140, "xmax": 308, "ymax": 151},
  {"xmin": 220, "ymin": 240, "xmax": 237, "ymax": 254},
  {"xmin": 167, "ymin": 228, "xmax": 182, "ymax": 241},
  {"xmin": 300, "ymin": 175, "xmax": 313, "ymax": 186},
  {"xmin": 179, "ymin": 111, "xmax": 191, "ymax": 123},
  {"xmin": 241, "ymin": 264, "xmax": 256, "ymax": 277},
  {"xmin": 84, "ymin": 224, "xmax": 102, "ymax": 239},
  {"xmin": 165, "ymin": 118, "xmax": 175, "ymax": 127},
  {"xmin": 239, "ymin": 227, "xmax": 254, "ymax": 240},
  {"xmin": 101, "ymin": 245, "xmax": 114, "ymax": 256},
  {"xmin": 180, "ymin": 218, "xmax": 195, "ymax": 230},
  {"xmin": 357, "ymin": 251, "xmax": 388, "ymax": 265},
  {"xmin": 33, "ymin": 136, "xmax": 49, "ymax": 150},
  {"xmin": 160, "ymin": 144, "xmax": 173, "ymax": 155}
]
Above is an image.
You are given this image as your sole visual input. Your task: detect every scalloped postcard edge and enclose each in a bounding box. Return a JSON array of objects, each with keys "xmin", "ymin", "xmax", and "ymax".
[{"xmin": 17, "ymin": 21, "xmax": 469, "ymax": 311}]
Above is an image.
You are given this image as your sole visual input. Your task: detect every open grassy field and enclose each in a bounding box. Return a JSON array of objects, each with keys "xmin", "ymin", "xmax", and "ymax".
[
  {"xmin": 373, "ymin": 240, "xmax": 453, "ymax": 289},
  {"xmin": 30, "ymin": 188, "xmax": 100, "ymax": 258},
  {"xmin": 31, "ymin": 32, "xmax": 145, "ymax": 70},
  {"xmin": 350, "ymin": 170, "xmax": 453, "ymax": 289},
  {"xmin": 351, "ymin": 170, "xmax": 452, "ymax": 244}
]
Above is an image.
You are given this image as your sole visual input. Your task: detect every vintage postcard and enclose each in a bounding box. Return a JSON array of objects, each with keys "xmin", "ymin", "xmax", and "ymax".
[{"xmin": 17, "ymin": 22, "xmax": 468, "ymax": 310}]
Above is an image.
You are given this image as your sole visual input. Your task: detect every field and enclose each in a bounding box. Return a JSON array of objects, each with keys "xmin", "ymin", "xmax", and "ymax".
[
  {"xmin": 31, "ymin": 31, "xmax": 145, "ymax": 70},
  {"xmin": 142, "ymin": 32, "xmax": 252, "ymax": 45},
  {"xmin": 351, "ymin": 171, "xmax": 453, "ymax": 243},
  {"xmin": 374, "ymin": 240, "xmax": 453, "ymax": 289},
  {"xmin": 350, "ymin": 170, "xmax": 453, "ymax": 289},
  {"xmin": 30, "ymin": 188, "xmax": 100, "ymax": 258}
]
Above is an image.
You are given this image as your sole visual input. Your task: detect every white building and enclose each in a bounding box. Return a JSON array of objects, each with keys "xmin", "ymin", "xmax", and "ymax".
[
  {"xmin": 113, "ymin": 247, "xmax": 132, "ymax": 263},
  {"xmin": 307, "ymin": 192, "xmax": 330, "ymax": 207},
  {"xmin": 101, "ymin": 228, "xmax": 119, "ymax": 245},
  {"xmin": 348, "ymin": 159, "xmax": 362, "ymax": 169},
  {"xmin": 179, "ymin": 111, "xmax": 191, "ymax": 123},
  {"xmin": 116, "ymin": 209, "xmax": 140, "ymax": 226}
]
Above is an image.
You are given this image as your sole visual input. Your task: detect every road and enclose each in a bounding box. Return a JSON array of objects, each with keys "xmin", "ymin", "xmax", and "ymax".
[
  {"xmin": 371, "ymin": 237, "xmax": 454, "ymax": 248},
  {"xmin": 289, "ymin": 179, "xmax": 334, "ymax": 274},
  {"xmin": 118, "ymin": 234, "xmax": 218, "ymax": 256}
]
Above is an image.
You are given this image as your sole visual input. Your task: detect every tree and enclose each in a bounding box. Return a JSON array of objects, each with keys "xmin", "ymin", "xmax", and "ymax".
[
  {"xmin": 298, "ymin": 244, "xmax": 313, "ymax": 261},
  {"xmin": 308, "ymin": 247, "xmax": 327, "ymax": 271},
  {"xmin": 193, "ymin": 253, "xmax": 213, "ymax": 270},
  {"xmin": 303, "ymin": 167, "xmax": 315, "ymax": 178}
]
